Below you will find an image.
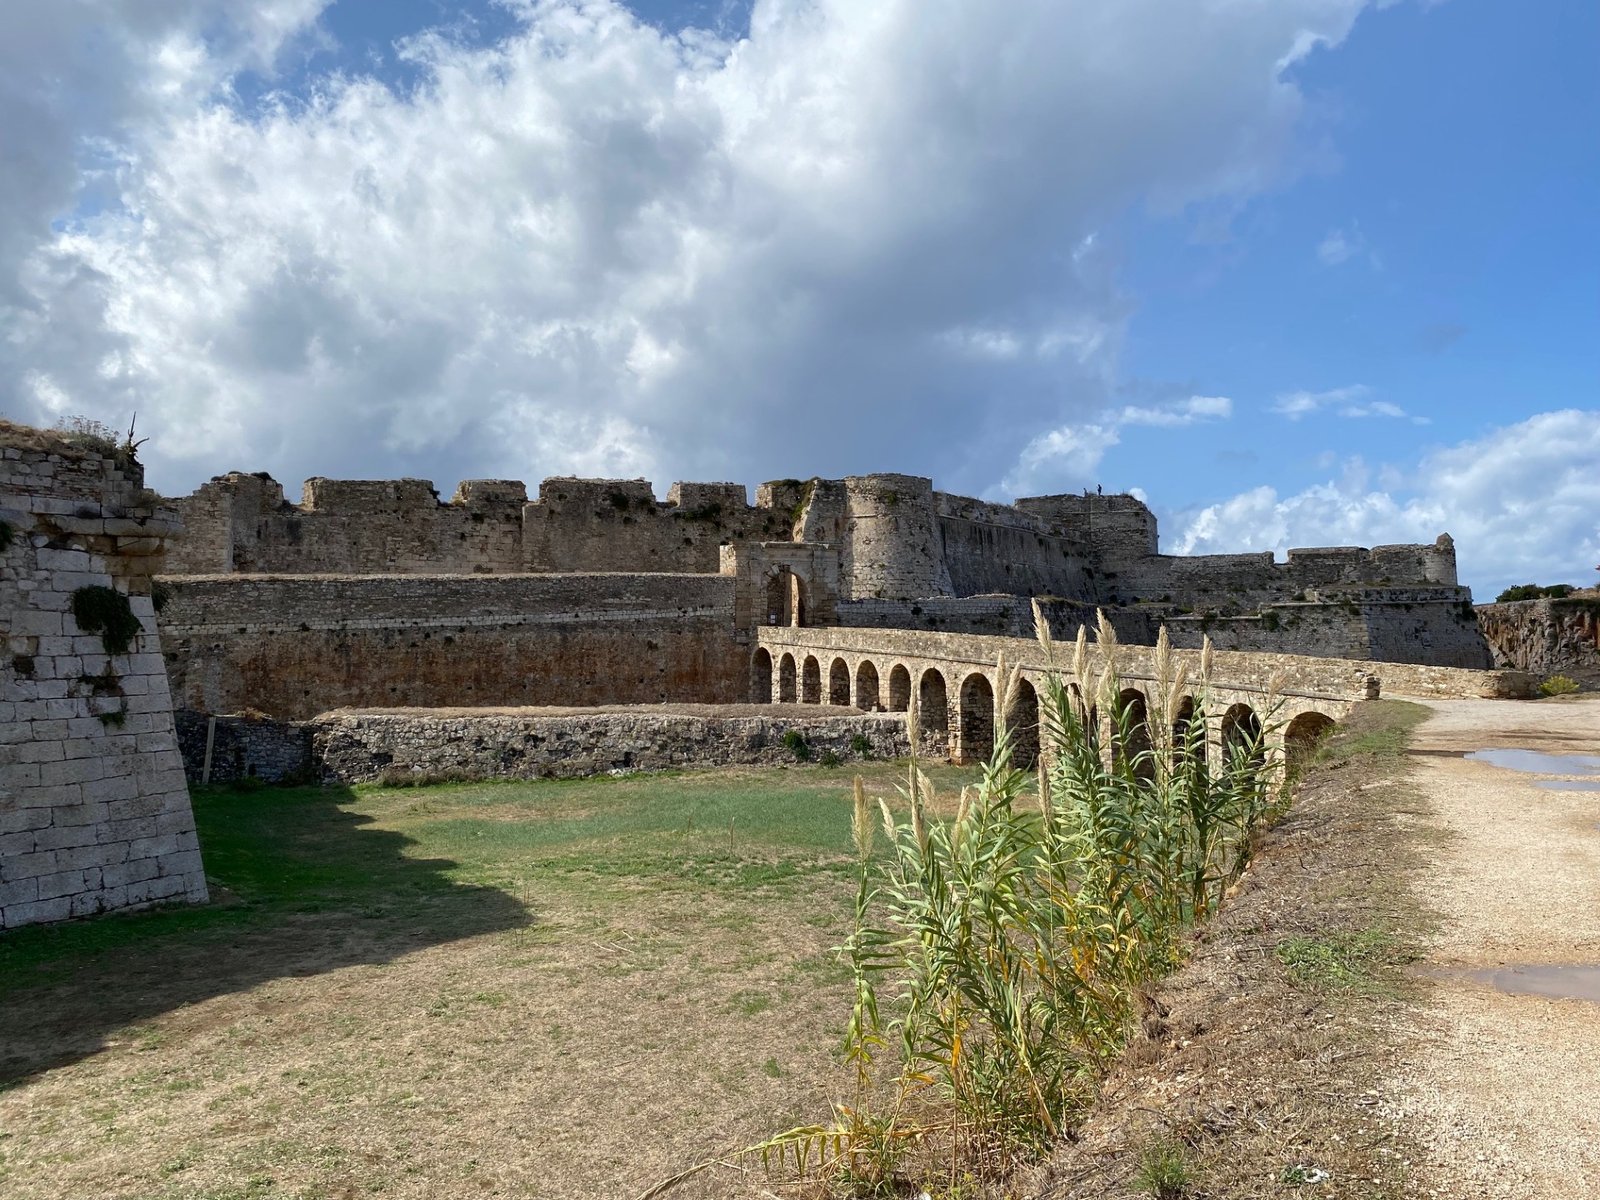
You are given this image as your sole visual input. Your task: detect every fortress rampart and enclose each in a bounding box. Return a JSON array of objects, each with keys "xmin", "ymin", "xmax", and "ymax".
[{"xmin": 153, "ymin": 467, "xmax": 1490, "ymax": 702}]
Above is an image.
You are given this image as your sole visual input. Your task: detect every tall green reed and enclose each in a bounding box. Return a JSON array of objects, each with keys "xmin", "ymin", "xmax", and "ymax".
[{"xmin": 759, "ymin": 606, "xmax": 1285, "ymax": 1192}]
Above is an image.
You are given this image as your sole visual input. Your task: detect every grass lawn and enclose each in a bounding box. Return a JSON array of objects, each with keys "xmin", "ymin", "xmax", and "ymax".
[{"xmin": 0, "ymin": 760, "xmax": 979, "ymax": 1200}]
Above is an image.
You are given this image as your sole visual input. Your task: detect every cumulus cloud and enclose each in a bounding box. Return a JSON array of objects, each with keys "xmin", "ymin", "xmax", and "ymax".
[
  {"xmin": 1170, "ymin": 410, "xmax": 1600, "ymax": 596},
  {"xmin": 998, "ymin": 393, "xmax": 1234, "ymax": 496},
  {"xmin": 0, "ymin": 0, "xmax": 1372, "ymax": 496}
]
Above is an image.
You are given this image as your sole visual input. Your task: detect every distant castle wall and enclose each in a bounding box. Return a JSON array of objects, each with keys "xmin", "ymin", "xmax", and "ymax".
[
  {"xmin": 157, "ymin": 572, "xmax": 746, "ymax": 721},
  {"xmin": 156, "ymin": 467, "xmax": 1486, "ymax": 679},
  {"xmin": 1, "ymin": 424, "xmax": 208, "ymax": 929}
]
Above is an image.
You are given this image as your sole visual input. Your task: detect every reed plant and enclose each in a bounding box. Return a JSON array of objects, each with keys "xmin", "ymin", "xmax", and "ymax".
[{"xmin": 759, "ymin": 607, "xmax": 1285, "ymax": 1193}]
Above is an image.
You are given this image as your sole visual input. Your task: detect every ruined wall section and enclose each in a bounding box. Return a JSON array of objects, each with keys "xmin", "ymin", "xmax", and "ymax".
[
  {"xmin": 158, "ymin": 573, "xmax": 746, "ymax": 721},
  {"xmin": 520, "ymin": 478, "xmax": 789, "ymax": 574},
  {"xmin": 1107, "ymin": 537, "xmax": 1463, "ymax": 608},
  {"xmin": 167, "ymin": 473, "xmax": 530, "ymax": 575},
  {"xmin": 0, "ymin": 425, "xmax": 208, "ymax": 929},
  {"xmin": 935, "ymin": 493, "xmax": 1094, "ymax": 600}
]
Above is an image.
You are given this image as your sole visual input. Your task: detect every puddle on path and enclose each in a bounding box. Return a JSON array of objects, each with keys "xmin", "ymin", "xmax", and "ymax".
[
  {"xmin": 1536, "ymin": 779, "xmax": 1600, "ymax": 792},
  {"xmin": 1464, "ymin": 749, "xmax": 1600, "ymax": 775},
  {"xmin": 1460, "ymin": 964, "xmax": 1600, "ymax": 1005}
]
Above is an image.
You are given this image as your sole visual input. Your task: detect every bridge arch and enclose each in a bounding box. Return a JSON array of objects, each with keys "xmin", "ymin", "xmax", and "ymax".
[
  {"xmin": 1221, "ymin": 702, "xmax": 1265, "ymax": 770},
  {"xmin": 918, "ymin": 668, "xmax": 949, "ymax": 755},
  {"xmin": 1171, "ymin": 694, "xmax": 1197, "ymax": 764},
  {"xmin": 777, "ymin": 653, "xmax": 797, "ymax": 703},
  {"xmin": 855, "ymin": 660, "xmax": 881, "ymax": 711},
  {"xmin": 1009, "ymin": 676, "xmax": 1040, "ymax": 768},
  {"xmin": 828, "ymin": 657, "xmax": 851, "ymax": 706},
  {"xmin": 887, "ymin": 664, "xmax": 911, "ymax": 712},
  {"xmin": 1285, "ymin": 710, "xmax": 1337, "ymax": 773},
  {"xmin": 1115, "ymin": 687, "xmax": 1155, "ymax": 780},
  {"xmin": 752, "ymin": 648, "xmax": 773, "ymax": 704},
  {"xmin": 801, "ymin": 655, "xmax": 822, "ymax": 704},
  {"xmin": 958, "ymin": 672, "xmax": 995, "ymax": 764}
]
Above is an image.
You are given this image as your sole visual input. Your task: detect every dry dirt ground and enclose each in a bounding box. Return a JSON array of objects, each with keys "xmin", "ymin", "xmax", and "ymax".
[{"xmin": 1385, "ymin": 695, "xmax": 1600, "ymax": 1199}]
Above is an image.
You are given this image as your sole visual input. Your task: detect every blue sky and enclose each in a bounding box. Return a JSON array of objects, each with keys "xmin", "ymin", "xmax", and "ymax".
[
  {"xmin": 1110, "ymin": 0, "xmax": 1599, "ymax": 513},
  {"xmin": 0, "ymin": 0, "xmax": 1594, "ymax": 596}
]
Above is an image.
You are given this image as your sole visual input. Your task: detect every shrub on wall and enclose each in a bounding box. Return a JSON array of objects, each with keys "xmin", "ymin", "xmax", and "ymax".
[{"xmin": 71, "ymin": 585, "xmax": 142, "ymax": 655}]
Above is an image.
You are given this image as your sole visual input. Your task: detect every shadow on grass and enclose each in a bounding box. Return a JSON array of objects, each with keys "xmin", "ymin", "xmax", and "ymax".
[{"xmin": 0, "ymin": 784, "xmax": 530, "ymax": 1089}]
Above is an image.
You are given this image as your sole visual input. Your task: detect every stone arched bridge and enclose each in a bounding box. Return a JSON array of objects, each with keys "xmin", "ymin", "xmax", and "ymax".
[{"xmin": 753, "ymin": 625, "xmax": 1533, "ymax": 767}]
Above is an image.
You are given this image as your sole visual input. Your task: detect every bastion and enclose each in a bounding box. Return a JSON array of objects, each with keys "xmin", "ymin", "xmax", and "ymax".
[{"xmin": 0, "ymin": 422, "xmax": 208, "ymax": 929}]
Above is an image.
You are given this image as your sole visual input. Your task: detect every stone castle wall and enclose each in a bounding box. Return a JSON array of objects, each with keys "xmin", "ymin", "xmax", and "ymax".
[
  {"xmin": 165, "ymin": 472, "xmax": 794, "ymax": 577},
  {"xmin": 158, "ymin": 572, "xmax": 746, "ymax": 721},
  {"xmin": 156, "ymin": 466, "xmax": 1485, "ymax": 678},
  {"xmin": 1, "ymin": 424, "xmax": 208, "ymax": 929}
]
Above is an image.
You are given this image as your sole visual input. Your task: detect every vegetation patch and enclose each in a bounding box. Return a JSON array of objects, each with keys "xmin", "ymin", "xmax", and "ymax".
[
  {"xmin": 1495, "ymin": 582, "xmax": 1575, "ymax": 602},
  {"xmin": 0, "ymin": 760, "xmax": 983, "ymax": 1200},
  {"xmin": 1540, "ymin": 674, "xmax": 1581, "ymax": 697},
  {"xmin": 0, "ymin": 518, "xmax": 13, "ymax": 552},
  {"xmin": 1022, "ymin": 699, "xmax": 1433, "ymax": 1199},
  {"xmin": 71, "ymin": 585, "xmax": 142, "ymax": 655}
]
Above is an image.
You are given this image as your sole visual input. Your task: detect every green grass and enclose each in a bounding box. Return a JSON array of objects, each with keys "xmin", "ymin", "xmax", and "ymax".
[
  {"xmin": 1276, "ymin": 928, "xmax": 1401, "ymax": 993},
  {"xmin": 0, "ymin": 761, "xmax": 980, "ymax": 1002},
  {"xmin": 1312, "ymin": 700, "xmax": 1429, "ymax": 764}
]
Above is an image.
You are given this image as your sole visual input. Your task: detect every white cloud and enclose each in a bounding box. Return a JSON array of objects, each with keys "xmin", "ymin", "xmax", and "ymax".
[
  {"xmin": 1270, "ymin": 383, "xmax": 1423, "ymax": 422},
  {"xmin": 1171, "ymin": 410, "xmax": 1600, "ymax": 596},
  {"xmin": 1, "ymin": 0, "xmax": 1371, "ymax": 495},
  {"xmin": 1117, "ymin": 394, "xmax": 1233, "ymax": 427},
  {"xmin": 1316, "ymin": 221, "xmax": 1379, "ymax": 268},
  {"xmin": 998, "ymin": 393, "xmax": 1233, "ymax": 495},
  {"xmin": 1317, "ymin": 227, "xmax": 1356, "ymax": 265}
]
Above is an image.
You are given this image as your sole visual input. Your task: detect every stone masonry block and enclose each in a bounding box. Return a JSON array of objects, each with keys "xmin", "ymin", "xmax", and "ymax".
[
  {"xmin": 0, "ymin": 850, "xmax": 58, "ymax": 881},
  {"xmin": 36, "ymin": 867, "xmax": 100, "ymax": 901},
  {"xmin": 2, "ymin": 896, "xmax": 73, "ymax": 927}
]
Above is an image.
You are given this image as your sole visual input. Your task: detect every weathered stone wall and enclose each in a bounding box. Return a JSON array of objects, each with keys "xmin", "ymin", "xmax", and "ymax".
[
  {"xmin": 1163, "ymin": 592, "xmax": 1492, "ymax": 669},
  {"xmin": 173, "ymin": 710, "xmax": 314, "ymax": 784},
  {"xmin": 1477, "ymin": 596, "xmax": 1600, "ymax": 680},
  {"xmin": 158, "ymin": 572, "xmax": 746, "ymax": 721},
  {"xmin": 311, "ymin": 707, "xmax": 910, "ymax": 783},
  {"xmin": 1, "ymin": 423, "xmax": 208, "ymax": 929}
]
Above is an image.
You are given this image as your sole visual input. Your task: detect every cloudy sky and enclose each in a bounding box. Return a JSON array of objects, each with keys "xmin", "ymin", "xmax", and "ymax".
[{"xmin": 1, "ymin": 0, "xmax": 1595, "ymax": 597}]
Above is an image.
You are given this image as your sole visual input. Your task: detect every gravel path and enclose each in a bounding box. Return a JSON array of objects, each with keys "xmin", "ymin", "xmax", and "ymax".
[{"xmin": 1389, "ymin": 696, "xmax": 1600, "ymax": 1198}]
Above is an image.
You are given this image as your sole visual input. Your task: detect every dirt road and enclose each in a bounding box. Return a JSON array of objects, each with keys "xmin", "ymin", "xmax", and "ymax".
[{"xmin": 1390, "ymin": 695, "xmax": 1600, "ymax": 1198}]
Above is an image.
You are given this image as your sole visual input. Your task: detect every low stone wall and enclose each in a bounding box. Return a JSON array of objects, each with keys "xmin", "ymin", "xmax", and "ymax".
[
  {"xmin": 174, "ymin": 711, "xmax": 314, "ymax": 784},
  {"xmin": 310, "ymin": 707, "xmax": 911, "ymax": 784}
]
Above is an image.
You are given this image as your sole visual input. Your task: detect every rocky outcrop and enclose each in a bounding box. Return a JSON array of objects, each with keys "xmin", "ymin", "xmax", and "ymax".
[{"xmin": 1477, "ymin": 594, "xmax": 1600, "ymax": 681}]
